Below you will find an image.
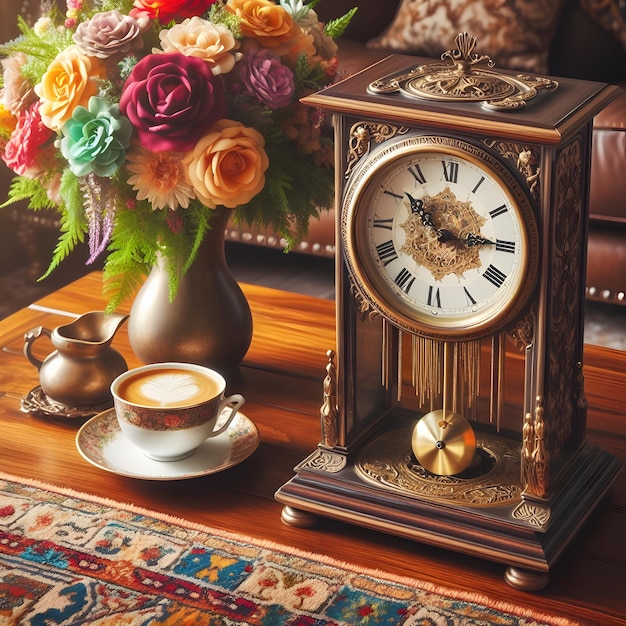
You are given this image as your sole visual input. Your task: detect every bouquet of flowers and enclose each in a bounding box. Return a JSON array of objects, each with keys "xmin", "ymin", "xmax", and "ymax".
[{"xmin": 0, "ymin": 0, "xmax": 354, "ymax": 307}]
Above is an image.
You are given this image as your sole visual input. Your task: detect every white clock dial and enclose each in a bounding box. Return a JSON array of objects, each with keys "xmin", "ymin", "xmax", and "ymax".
[{"xmin": 344, "ymin": 136, "xmax": 538, "ymax": 338}]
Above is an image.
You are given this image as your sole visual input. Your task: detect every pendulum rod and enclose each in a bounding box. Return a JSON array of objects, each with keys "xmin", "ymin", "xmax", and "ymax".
[
  {"xmin": 442, "ymin": 341, "xmax": 454, "ymax": 418},
  {"xmin": 397, "ymin": 329, "xmax": 403, "ymax": 401},
  {"xmin": 489, "ymin": 333, "xmax": 505, "ymax": 430}
]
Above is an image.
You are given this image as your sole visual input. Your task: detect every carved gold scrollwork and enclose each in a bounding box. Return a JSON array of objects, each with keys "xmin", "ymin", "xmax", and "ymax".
[
  {"xmin": 355, "ymin": 428, "xmax": 523, "ymax": 507},
  {"xmin": 320, "ymin": 349, "xmax": 339, "ymax": 448},
  {"xmin": 368, "ymin": 33, "xmax": 558, "ymax": 110},
  {"xmin": 511, "ymin": 501, "xmax": 551, "ymax": 528},
  {"xmin": 484, "ymin": 141, "xmax": 541, "ymax": 202},
  {"xmin": 509, "ymin": 308, "xmax": 535, "ymax": 349},
  {"xmin": 345, "ymin": 122, "xmax": 409, "ymax": 177},
  {"xmin": 349, "ymin": 281, "xmax": 378, "ymax": 321},
  {"xmin": 516, "ymin": 149, "xmax": 541, "ymax": 203},
  {"xmin": 522, "ymin": 396, "xmax": 549, "ymax": 498},
  {"xmin": 301, "ymin": 449, "xmax": 346, "ymax": 473}
]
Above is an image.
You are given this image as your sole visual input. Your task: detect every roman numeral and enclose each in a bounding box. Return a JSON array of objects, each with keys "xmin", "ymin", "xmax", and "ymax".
[
  {"xmin": 373, "ymin": 218, "xmax": 393, "ymax": 230},
  {"xmin": 427, "ymin": 285, "xmax": 441, "ymax": 308},
  {"xmin": 495, "ymin": 239, "xmax": 515, "ymax": 253},
  {"xmin": 442, "ymin": 160, "xmax": 459, "ymax": 183},
  {"xmin": 489, "ymin": 204, "xmax": 508, "ymax": 219},
  {"xmin": 394, "ymin": 268, "xmax": 415, "ymax": 293},
  {"xmin": 472, "ymin": 176, "xmax": 485, "ymax": 194},
  {"xmin": 383, "ymin": 189, "xmax": 404, "ymax": 202},
  {"xmin": 464, "ymin": 287, "xmax": 477, "ymax": 306},
  {"xmin": 408, "ymin": 164, "xmax": 427, "ymax": 185},
  {"xmin": 483, "ymin": 264, "xmax": 507, "ymax": 288},
  {"xmin": 376, "ymin": 240, "xmax": 398, "ymax": 265}
]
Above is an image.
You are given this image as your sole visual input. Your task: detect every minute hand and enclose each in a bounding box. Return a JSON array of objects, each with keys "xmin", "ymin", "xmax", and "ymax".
[{"xmin": 437, "ymin": 230, "xmax": 495, "ymax": 247}]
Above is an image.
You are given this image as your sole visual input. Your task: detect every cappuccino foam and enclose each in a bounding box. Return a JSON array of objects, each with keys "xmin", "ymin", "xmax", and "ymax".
[{"xmin": 117, "ymin": 368, "xmax": 220, "ymax": 408}]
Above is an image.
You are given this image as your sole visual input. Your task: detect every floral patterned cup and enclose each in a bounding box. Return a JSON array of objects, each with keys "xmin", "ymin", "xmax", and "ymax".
[{"xmin": 111, "ymin": 362, "xmax": 244, "ymax": 461}]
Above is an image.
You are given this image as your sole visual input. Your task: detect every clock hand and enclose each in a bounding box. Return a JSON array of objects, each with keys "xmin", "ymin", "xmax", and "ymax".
[
  {"xmin": 405, "ymin": 193, "xmax": 435, "ymax": 230},
  {"xmin": 436, "ymin": 230, "xmax": 495, "ymax": 247},
  {"xmin": 464, "ymin": 233, "xmax": 496, "ymax": 247}
]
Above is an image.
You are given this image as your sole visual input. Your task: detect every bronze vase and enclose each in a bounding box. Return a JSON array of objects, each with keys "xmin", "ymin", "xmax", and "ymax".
[{"xmin": 127, "ymin": 208, "xmax": 253, "ymax": 375}]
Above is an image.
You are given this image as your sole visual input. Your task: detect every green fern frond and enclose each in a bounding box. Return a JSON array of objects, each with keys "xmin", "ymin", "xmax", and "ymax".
[
  {"xmin": 39, "ymin": 171, "xmax": 89, "ymax": 280},
  {"xmin": 102, "ymin": 253, "xmax": 148, "ymax": 312},
  {"xmin": 1, "ymin": 176, "xmax": 56, "ymax": 211},
  {"xmin": 94, "ymin": 0, "xmax": 136, "ymax": 15},
  {"xmin": 324, "ymin": 7, "xmax": 358, "ymax": 39}
]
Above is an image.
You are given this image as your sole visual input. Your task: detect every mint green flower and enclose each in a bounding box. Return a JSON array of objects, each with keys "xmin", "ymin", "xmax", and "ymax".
[{"xmin": 60, "ymin": 96, "xmax": 133, "ymax": 177}]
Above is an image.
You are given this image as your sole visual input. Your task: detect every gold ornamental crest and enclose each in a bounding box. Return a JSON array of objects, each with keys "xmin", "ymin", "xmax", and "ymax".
[{"xmin": 368, "ymin": 33, "xmax": 558, "ymax": 111}]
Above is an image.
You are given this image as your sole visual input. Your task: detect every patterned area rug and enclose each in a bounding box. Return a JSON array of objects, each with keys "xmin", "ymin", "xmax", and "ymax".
[{"xmin": 0, "ymin": 472, "xmax": 577, "ymax": 625}]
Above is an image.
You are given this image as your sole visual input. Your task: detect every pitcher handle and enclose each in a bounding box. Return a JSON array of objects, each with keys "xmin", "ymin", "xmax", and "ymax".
[{"xmin": 23, "ymin": 326, "xmax": 52, "ymax": 371}]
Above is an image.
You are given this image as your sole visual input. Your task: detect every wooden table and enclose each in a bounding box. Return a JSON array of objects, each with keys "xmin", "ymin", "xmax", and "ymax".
[{"xmin": 0, "ymin": 272, "xmax": 624, "ymax": 624}]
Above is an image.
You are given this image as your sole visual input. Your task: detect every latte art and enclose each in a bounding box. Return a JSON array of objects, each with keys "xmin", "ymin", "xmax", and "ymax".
[{"xmin": 118, "ymin": 368, "xmax": 220, "ymax": 407}]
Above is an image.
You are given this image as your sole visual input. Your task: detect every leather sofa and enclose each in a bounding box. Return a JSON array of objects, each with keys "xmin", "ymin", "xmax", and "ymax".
[{"xmin": 226, "ymin": 0, "xmax": 626, "ymax": 306}]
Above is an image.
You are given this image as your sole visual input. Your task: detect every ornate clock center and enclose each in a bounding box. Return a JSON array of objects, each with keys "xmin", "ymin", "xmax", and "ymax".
[{"xmin": 400, "ymin": 187, "xmax": 486, "ymax": 281}]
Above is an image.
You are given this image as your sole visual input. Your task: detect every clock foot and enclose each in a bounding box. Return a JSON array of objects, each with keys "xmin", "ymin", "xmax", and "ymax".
[
  {"xmin": 281, "ymin": 505, "xmax": 316, "ymax": 528},
  {"xmin": 505, "ymin": 567, "xmax": 549, "ymax": 591}
]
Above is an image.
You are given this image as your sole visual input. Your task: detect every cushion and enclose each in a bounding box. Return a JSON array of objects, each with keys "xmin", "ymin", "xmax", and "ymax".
[
  {"xmin": 580, "ymin": 0, "xmax": 626, "ymax": 51},
  {"xmin": 367, "ymin": 0, "xmax": 565, "ymax": 74}
]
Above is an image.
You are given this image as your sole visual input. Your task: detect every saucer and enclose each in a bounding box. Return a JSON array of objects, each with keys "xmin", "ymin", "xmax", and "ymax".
[
  {"xmin": 76, "ymin": 408, "xmax": 259, "ymax": 480},
  {"xmin": 21, "ymin": 385, "xmax": 112, "ymax": 420}
]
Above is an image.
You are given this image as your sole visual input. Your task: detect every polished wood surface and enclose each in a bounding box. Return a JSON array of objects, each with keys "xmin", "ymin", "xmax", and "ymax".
[{"xmin": 0, "ymin": 272, "xmax": 624, "ymax": 624}]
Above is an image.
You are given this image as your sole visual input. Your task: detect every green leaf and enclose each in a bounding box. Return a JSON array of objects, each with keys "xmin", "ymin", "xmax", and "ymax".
[
  {"xmin": 1, "ymin": 176, "xmax": 56, "ymax": 211},
  {"xmin": 39, "ymin": 171, "xmax": 88, "ymax": 280},
  {"xmin": 324, "ymin": 7, "xmax": 358, "ymax": 39}
]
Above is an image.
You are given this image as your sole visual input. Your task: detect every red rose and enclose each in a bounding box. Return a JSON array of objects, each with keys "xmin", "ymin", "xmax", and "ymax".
[
  {"xmin": 3, "ymin": 102, "xmax": 55, "ymax": 178},
  {"xmin": 131, "ymin": 0, "xmax": 217, "ymax": 24},
  {"xmin": 120, "ymin": 52, "xmax": 225, "ymax": 153}
]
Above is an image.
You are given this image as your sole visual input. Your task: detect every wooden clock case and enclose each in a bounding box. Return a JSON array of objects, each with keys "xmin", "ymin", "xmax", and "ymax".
[{"xmin": 275, "ymin": 53, "xmax": 622, "ymax": 590}]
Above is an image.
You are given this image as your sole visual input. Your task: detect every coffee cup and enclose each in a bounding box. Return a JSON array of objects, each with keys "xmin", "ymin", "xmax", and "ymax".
[{"xmin": 111, "ymin": 362, "xmax": 245, "ymax": 461}]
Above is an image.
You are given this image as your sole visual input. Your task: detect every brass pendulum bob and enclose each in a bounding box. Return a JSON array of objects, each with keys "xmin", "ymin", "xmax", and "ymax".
[{"xmin": 411, "ymin": 342, "xmax": 477, "ymax": 475}]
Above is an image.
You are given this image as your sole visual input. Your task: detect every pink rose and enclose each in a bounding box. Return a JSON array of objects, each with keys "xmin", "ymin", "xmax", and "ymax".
[
  {"xmin": 73, "ymin": 10, "xmax": 143, "ymax": 60},
  {"xmin": 239, "ymin": 48, "xmax": 295, "ymax": 109},
  {"xmin": 120, "ymin": 52, "xmax": 226, "ymax": 152},
  {"xmin": 2, "ymin": 102, "xmax": 55, "ymax": 178},
  {"xmin": 1, "ymin": 53, "xmax": 38, "ymax": 115}
]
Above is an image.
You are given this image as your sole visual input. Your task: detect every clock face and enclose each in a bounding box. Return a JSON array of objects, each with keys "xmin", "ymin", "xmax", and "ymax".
[{"xmin": 344, "ymin": 135, "xmax": 539, "ymax": 338}]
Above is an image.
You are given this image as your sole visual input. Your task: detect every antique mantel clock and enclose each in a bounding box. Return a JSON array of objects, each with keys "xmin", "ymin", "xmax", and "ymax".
[{"xmin": 275, "ymin": 34, "xmax": 622, "ymax": 590}]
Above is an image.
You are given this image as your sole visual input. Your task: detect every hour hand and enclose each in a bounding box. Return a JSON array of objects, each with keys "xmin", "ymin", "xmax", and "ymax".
[{"xmin": 405, "ymin": 193, "xmax": 434, "ymax": 229}]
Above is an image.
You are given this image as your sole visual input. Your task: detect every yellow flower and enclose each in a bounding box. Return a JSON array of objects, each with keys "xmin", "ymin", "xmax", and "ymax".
[
  {"xmin": 225, "ymin": 0, "xmax": 295, "ymax": 49},
  {"xmin": 184, "ymin": 120, "xmax": 269, "ymax": 209},
  {"xmin": 0, "ymin": 103, "xmax": 17, "ymax": 140},
  {"xmin": 35, "ymin": 45, "xmax": 106, "ymax": 131},
  {"xmin": 126, "ymin": 147, "xmax": 196, "ymax": 210}
]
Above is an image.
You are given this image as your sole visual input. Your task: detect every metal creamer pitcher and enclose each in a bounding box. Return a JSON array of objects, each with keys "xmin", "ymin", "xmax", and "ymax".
[{"xmin": 23, "ymin": 311, "xmax": 129, "ymax": 407}]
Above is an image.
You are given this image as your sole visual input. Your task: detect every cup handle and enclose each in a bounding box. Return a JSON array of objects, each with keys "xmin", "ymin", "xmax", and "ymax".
[{"xmin": 212, "ymin": 393, "xmax": 245, "ymax": 437}]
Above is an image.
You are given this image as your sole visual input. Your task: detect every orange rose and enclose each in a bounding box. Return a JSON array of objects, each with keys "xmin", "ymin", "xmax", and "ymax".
[
  {"xmin": 225, "ymin": 0, "xmax": 294, "ymax": 48},
  {"xmin": 185, "ymin": 120, "xmax": 269, "ymax": 209},
  {"xmin": 34, "ymin": 45, "xmax": 106, "ymax": 131}
]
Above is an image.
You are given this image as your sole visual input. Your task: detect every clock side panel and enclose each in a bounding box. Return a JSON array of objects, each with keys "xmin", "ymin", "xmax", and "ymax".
[
  {"xmin": 333, "ymin": 115, "xmax": 392, "ymax": 449},
  {"xmin": 528, "ymin": 127, "xmax": 592, "ymax": 495}
]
